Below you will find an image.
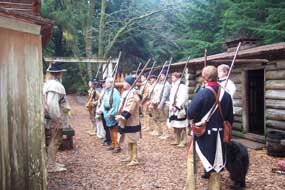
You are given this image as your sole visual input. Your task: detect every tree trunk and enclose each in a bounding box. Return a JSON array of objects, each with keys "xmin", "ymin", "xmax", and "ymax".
[
  {"xmin": 98, "ymin": 0, "xmax": 106, "ymax": 58},
  {"xmin": 85, "ymin": 0, "xmax": 95, "ymax": 80}
]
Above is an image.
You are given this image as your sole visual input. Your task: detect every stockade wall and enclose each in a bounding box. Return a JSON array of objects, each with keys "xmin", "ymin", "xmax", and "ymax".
[{"xmin": 0, "ymin": 18, "xmax": 47, "ymax": 190}]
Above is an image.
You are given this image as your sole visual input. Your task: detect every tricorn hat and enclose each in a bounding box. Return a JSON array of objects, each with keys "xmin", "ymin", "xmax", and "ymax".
[
  {"xmin": 91, "ymin": 78, "xmax": 99, "ymax": 83},
  {"xmin": 46, "ymin": 62, "xmax": 67, "ymax": 73}
]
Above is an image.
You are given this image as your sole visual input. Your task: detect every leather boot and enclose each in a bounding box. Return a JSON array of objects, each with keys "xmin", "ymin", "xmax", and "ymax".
[
  {"xmin": 127, "ymin": 143, "xmax": 139, "ymax": 166},
  {"xmin": 208, "ymin": 172, "xmax": 221, "ymax": 190},
  {"xmin": 121, "ymin": 143, "xmax": 132, "ymax": 162}
]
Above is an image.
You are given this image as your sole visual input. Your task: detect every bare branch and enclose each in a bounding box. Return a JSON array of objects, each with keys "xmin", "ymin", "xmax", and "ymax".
[{"xmin": 104, "ymin": 10, "xmax": 162, "ymax": 57}]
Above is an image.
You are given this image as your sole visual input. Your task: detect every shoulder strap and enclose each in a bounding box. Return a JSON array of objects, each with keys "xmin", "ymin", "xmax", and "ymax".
[{"xmin": 206, "ymin": 86, "xmax": 225, "ymax": 121}]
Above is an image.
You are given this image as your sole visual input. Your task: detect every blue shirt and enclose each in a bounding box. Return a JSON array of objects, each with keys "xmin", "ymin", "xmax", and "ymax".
[{"xmin": 102, "ymin": 87, "xmax": 121, "ymax": 127}]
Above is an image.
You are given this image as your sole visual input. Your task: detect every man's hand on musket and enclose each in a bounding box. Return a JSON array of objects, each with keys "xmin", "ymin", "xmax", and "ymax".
[{"xmin": 115, "ymin": 115, "xmax": 126, "ymax": 127}]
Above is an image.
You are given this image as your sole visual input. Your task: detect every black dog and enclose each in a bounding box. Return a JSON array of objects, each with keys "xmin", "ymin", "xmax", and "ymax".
[{"xmin": 225, "ymin": 141, "xmax": 249, "ymax": 190}]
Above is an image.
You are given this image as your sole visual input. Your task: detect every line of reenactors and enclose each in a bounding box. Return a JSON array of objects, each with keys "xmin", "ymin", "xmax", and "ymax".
[{"xmin": 85, "ymin": 58, "xmax": 190, "ymax": 166}]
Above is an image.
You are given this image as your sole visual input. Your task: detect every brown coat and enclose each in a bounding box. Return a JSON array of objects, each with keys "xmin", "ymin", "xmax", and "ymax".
[{"xmin": 120, "ymin": 89, "xmax": 141, "ymax": 143}]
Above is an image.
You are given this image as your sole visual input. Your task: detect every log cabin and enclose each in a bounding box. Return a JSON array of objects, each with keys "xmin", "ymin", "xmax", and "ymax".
[{"xmin": 173, "ymin": 39, "xmax": 285, "ymax": 144}]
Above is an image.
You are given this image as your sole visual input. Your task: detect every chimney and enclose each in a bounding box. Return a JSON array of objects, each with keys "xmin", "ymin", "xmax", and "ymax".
[{"xmin": 225, "ymin": 37, "xmax": 259, "ymax": 52}]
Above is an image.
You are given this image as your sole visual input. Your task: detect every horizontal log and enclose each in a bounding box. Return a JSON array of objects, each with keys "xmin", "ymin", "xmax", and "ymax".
[
  {"xmin": 233, "ymin": 122, "xmax": 243, "ymax": 131},
  {"xmin": 186, "ymin": 73, "xmax": 196, "ymax": 80},
  {"xmin": 265, "ymin": 90, "xmax": 285, "ymax": 100},
  {"xmin": 233, "ymin": 99, "xmax": 242, "ymax": 107},
  {"xmin": 232, "ymin": 130, "xmax": 245, "ymax": 138},
  {"xmin": 266, "ymin": 120, "xmax": 285, "ymax": 131},
  {"xmin": 235, "ymin": 83, "xmax": 242, "ymax": 91},
  {"xmin": 234, "ymin": 107, "xmax": 242, "ymax": 116},
  {"xmin": 188, "ymin": 69, "xmax": 196, "ymax": 74},
  {"xmin": 265, "ymin": 99, "xmax": 285, "ymax": 110},
  {"xmin": 211, "ymin": 58, "xmax": 268, "ymax": 64},
  {"xmin": 266, "ymin": 109, "xmax": 285, "ymax": 121},
  {"xmin": 44, "ymin": 57, "xmax": 118, "ymax": 64},
  {"xmin": 265, "ymin": 80, "xmax": 285, "ymax": 90},
  {"xmin": 234, "ymin": 115, "xmax": 242, "ymax": 123},
  {"xmin": 230, "ymin": 74, "xmax": 242, "ymax": 84},
  {"xmin": 232, "ymin": 63, "xmax": 264, "ymax": 72},
  {"xmin": 266, "ymin": 70, "xmax": 285, "ymax": 80},
  {"xmin": 233, "ymin": 91, "xmax": 242, "ymax": 99},
  {"xmin": 187, "ymin": 80, "xmax": 196, "ymax": 86}
]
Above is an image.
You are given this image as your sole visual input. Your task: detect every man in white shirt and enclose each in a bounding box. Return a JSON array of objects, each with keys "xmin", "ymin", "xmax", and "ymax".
[{"xmin": 217, "ymin": 64, "xmax": 236, "ymax": 99}]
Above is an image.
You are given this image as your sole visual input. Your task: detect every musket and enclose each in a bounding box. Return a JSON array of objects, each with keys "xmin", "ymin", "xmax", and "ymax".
[
  {"xmin": 186, "ymin": 120, "xmax": 196, "ymax": 190},
  {"xmin": 118, "ymin": 59, "xmax": 151, "ymax": 114},
  {"xmin": 88, "ymin": 58, "xmax": 109, "ymax": 108},
  {"xmin": 102, "ymin": 56, "xmax": 112, "ymax": 78},
  {"xmin": 140, "ymin": 60, "xmax": 156, "ymax": 97},
  {"xmin": 204, "ymin": 49, "xmax": 207, "ymax": 68},
  {"xmin": 158, "ymin": 58, "xmax": 172, "ymax": 103},
  {"xmin": 172, "ymin": 56, "xmax": 191, "ymax": 107},
  {"xmin": 109, "ymin": 51, "xmax": 122, "ymax": 109},
  {"xmin": 111, "ymin": 51, "xmax": 122, "ymax": 77},
  {"xmin": 224, "ymin": 42, "xmax": 241, "ymax": 87},
  {"xmin": 147, "ymin": 60, "xmax": 168, "ymax": 100},
  {"xmin": 134, "ymin": 62, "xmax": 142, "ymax": 76}
]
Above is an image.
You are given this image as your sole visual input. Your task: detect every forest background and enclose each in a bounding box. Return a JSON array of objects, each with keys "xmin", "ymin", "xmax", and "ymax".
[{"xmin": 42, "ymin": 0, "xmax": 285, "ymax": 94}]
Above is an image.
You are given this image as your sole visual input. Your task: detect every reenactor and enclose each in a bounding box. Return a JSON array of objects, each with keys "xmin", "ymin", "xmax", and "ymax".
[
  {"xmin": 169, "ymin": 72, "xmax": 189, "ymax": 147},
  {"xmin": 217, "ymin": 64, "xmax": 236, "ymax": 98},
  {"xmin": 116, "ymin": 75, "xmax": 141, "ymax": 166},
  {"xmin": 102, "ymin": 77, "xmax": 121, "ymax": 153},
  {"xmin": 85, "ymin": 79, "xmax": 100, "ymax": 135},
  {"xmin": 187, "ymin": 66, "xmax": 234, "ymax": 190},
  {"xmin": 43, "ymin": 63, "xmax": 70, "ymax": 172},
  {"xmin": 139, "ymin": 73, "xmax": 151, "ymax": 129},
  {"xmin": 148, "ymin": 69, "xmax": 171, "ymax": 138}
]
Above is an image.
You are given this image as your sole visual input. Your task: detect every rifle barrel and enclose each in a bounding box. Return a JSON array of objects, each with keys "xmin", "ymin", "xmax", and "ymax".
[
  {"xmin": 148, "ymin": 60, "xmax": 168, "ymax": 98},
  {"xmin": 225, "ymin": 42, "xmax": 241, "ymax": 87}
]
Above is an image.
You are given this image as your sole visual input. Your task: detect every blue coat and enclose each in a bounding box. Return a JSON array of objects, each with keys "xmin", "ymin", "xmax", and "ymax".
[
  {"xmin": 187, "ymin": 85, "xmax": 233, "ymax": 172},
  {"xmin": 102, "ymin": 87, "xmax": 121, "ymax": 127}
]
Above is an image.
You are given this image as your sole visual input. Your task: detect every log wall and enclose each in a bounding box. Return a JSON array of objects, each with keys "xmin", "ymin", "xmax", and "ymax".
[
  {"xmin": 265, "ymin": 60, "xmax": 285, "ymax": 131},
  {"xmin": 0, "ymin": 25, "xmax": 46, "ymax": 189},
  {"xmin": 183, "ymin": 54, "xmax": 285, "ymax": 138}
]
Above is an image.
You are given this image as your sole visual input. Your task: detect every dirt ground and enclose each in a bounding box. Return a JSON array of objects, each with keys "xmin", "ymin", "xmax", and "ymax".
[{"xmin": 48, "ymin": 96, "xmax": 285, "ymax": 190}]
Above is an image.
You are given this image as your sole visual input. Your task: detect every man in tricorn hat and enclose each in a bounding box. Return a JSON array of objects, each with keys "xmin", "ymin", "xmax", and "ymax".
[{"xmin": 43, "ymin": 62, "xmax": 70, "ymax": 172}]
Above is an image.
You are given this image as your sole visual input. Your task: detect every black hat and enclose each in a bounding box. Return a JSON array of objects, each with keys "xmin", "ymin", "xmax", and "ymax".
[
  {"xmin": 46, "ymin": 62, "xmax": 66, "ymax": 72},
  {"xmin": 91, "ymin": 78, "xmax": 99, "ymax": 83}
]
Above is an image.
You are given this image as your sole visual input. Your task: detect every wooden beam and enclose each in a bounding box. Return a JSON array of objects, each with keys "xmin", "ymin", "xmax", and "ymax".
[
  {"xmin": 210, "ymin": 58, "xmax": 269, "ymax": 64},
  {"xmin": 0, "ymin": 15, "xmax": 40, "ymax": 35},
  {"xmin": 44, "ymin": 57, "xmax": 118, "ymax": 64}
]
